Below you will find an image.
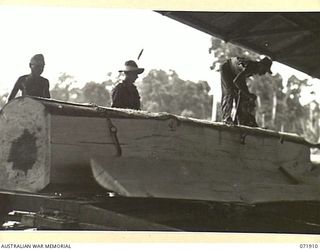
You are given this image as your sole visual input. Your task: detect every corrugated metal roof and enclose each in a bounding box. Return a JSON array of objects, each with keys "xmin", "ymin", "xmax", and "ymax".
[{"xmin": 157, "ymin": 11, "xmax": 320, "ymax": 79}]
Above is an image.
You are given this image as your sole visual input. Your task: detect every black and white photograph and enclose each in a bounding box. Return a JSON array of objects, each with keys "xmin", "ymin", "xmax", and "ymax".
[{"xmin": 0, "ymin": 2, "xmax": 320, "ymax": 244}]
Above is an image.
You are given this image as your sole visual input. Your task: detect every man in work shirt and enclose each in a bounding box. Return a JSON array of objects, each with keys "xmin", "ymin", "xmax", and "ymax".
[
  {"xmin": 220, "ymin": 56, "xmax": 272, "ymax": 126},
  {"xmin": 8, "ymin": 54, "xmax": 50, "ymax": 102},
  {"xmin": 111, "ymin": 60, "xmax": 144, "ymax": 110}
]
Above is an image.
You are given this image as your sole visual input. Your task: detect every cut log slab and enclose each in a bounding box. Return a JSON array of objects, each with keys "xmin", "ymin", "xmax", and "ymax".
[
  {"xmin": 0, "ymin": 98, "xmax": 49, "ymax": 192},
  {"xmin": 89, "ymin": 112, "xmax": 318, "ymax": 202},
  {"xmin": 0, "ymin": 97, "xmax": 319, "ymax": 203}
]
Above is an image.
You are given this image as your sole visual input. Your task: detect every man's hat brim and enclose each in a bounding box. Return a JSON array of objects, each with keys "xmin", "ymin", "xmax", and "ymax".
[{"xmin": 119, "ymin": 68, "xmax": 144, "ymax": 74}]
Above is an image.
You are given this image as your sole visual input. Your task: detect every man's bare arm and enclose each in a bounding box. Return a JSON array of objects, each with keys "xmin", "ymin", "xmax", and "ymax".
[{"xmin": 7, "ymin": 79, "xmax": 21, "ymax": 102}]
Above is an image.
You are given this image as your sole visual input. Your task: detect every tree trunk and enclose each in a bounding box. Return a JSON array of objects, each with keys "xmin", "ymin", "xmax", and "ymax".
[
  {"xmin": 256, "ymin": 95, "xmax": 262, "ymax": 126},
  {"xmin": 261, "ymin": 113, "xmax": 265, "ymax": 128},
  {"xmin": 271, "ymin": 91, "xmax": 277, "ymax": 127},
  {"xmin": 211, "ymin": 94, "xmax": 217, "ymax": 121}
]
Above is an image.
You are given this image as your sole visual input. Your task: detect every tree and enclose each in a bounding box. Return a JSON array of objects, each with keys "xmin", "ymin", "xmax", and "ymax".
[
  {"xmin": 248, "ymin": 73, "xmax": 283, "ymax": 129},
  {"xmin": 50, "ymin": 72, "xmax": 111, "ymax": 106},
  {"xmin": 303, "ymin": 101, "xmax": 320, "ymax": 143},
  {"xmin": 209, "ymin": 37, "xmax": 260, "ymax": 71},
  {"xmin": 50, "ymin": 73, "xmax": 76, "ymax": 101},
  {"xmin": 139, "ymin": 69, "xmax": 212, "ymax": 119},
  {"xmin": 0, "ymin": 93, "xmax": 8, "ymax": 109},
  {"xmin": 277, "ymin": 76, "xmax": 310, "ymax": 134},
  {"xmin": 81, "ymin": 81, "xmax": 111, "ymax": 106}
]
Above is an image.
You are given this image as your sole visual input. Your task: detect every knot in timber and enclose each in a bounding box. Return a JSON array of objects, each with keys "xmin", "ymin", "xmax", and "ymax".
[
  {"xmin": 240, "ymin": 133, "xmax": 247, "ymax": 145},
  {"xmin": 168, "ymin": 117, "xmax": 180, "ymax": 131},
  {"xmin": 8, "ymin": 129, "xmax": 37, "ymax": 174},
  {"xmin": 110, "ymin": 126, "xmax": 117, "ymax": 133}
]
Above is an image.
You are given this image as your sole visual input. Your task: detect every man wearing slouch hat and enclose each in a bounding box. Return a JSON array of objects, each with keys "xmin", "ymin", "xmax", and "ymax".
[{"xmin": 111, "ymin": 60, "xmax": 144, "ymax": 110}]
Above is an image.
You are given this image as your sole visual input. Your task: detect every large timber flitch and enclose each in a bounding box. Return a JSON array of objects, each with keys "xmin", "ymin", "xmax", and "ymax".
[{"xmin": 0, "ymin": 96, "xmax": 320, "ymax": 205}]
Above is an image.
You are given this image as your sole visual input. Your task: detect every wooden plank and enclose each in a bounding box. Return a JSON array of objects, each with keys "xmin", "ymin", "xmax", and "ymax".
[
  {"xmin": 89, "ymin": 117, "xmax": 317, "ymax": 203},
  {"xmin": 50, "ymin": 116, "xmax": 113, "ymax": 144},
  {"xmin": 91, "ymin": 156, "xmax": 320, "ymax": 203}
]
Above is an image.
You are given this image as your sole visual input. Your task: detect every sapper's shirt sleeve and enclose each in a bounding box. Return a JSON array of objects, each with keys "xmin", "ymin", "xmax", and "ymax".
[
  {"xmin": 43, "ymin": 79, "xmax": 50, "ymax": 98},
  {"xmin": 111, "ymin": 84, "xmax": 124, "ymax": 108}
]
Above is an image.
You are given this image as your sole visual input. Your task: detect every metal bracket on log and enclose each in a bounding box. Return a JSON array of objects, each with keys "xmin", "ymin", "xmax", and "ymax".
[
  {"xmin": 91, "ymin": 104, "xmax": 122, "ymax": 157},
  {"xmin": 106, "ymin": 118, "xmax": 122, "ymax": 157}
]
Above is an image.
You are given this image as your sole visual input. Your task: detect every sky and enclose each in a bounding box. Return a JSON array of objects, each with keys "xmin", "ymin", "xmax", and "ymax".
[{"xmin": 0, "ymin": 6, "xmax": 319, "ymax": 105}]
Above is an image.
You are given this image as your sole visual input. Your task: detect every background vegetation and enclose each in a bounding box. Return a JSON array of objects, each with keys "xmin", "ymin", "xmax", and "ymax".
[{"xmin": 1, "ymin": 37, "xmax": 319, "ymax": 143}]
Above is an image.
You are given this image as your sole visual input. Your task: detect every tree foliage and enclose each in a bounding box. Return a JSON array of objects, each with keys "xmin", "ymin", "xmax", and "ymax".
[
  {"xmin": 209, "ymin": 37, "xmax": 260, "ymax": 71},
  {"xmin": 50, "ymin": 73, "xmax": 75, "ymax": 102},
  {"xmin": 139, "ymin": 69, "xmax": 212, "ymax": 119},
  {"xmin": 50, "ymin": 73, "xmax": 111, "ymax": 106},
  {"xmin": 0, "ymin": 93, "xmax": 8, "ymax": 108}
]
